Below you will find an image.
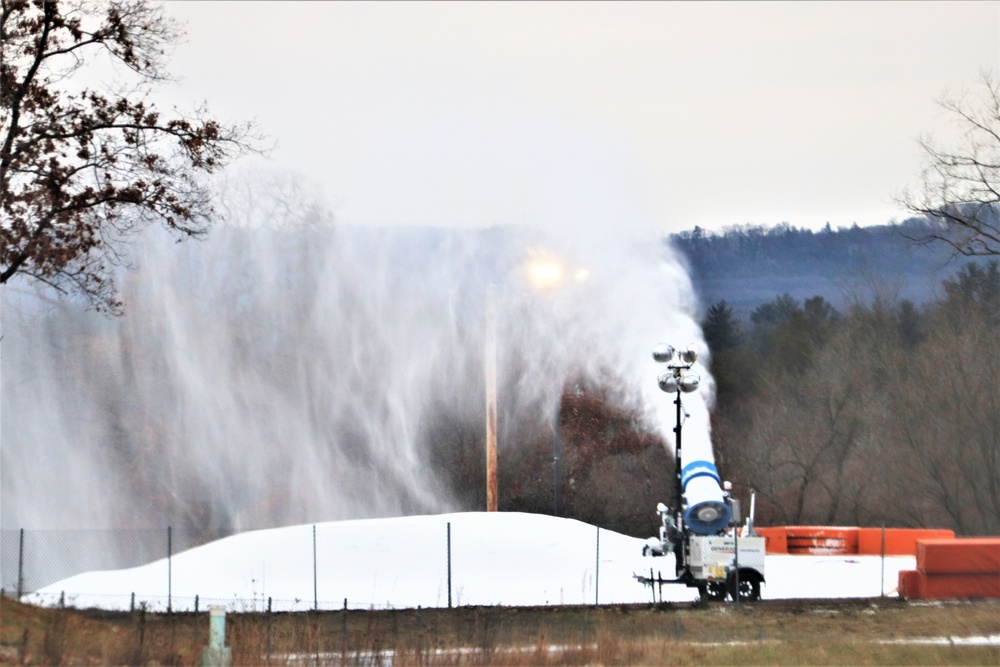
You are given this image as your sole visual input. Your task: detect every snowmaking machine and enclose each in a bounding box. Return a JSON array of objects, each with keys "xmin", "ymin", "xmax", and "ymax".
[{"xmin": 636, "ymin": 344, "xmax": 765, "ymax": 602}]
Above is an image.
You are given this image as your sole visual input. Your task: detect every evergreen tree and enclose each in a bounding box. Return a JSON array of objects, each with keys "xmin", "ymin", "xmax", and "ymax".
[{"xmin": 702, "ymin": 300, "xmax": 742, "ymax": 351}]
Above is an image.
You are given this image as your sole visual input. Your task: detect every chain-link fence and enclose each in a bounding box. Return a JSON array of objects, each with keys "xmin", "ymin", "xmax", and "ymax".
[
  {"xmin": 1, "ymin": 518, "xmax": 618, "ymax": 612},
  {"xmin": 0, "ymin": 528, "xmax": 196, "ymax": 598},
  {"xmin": 2, "ymin": 519, "xmax": 931, "ymax": 613}
]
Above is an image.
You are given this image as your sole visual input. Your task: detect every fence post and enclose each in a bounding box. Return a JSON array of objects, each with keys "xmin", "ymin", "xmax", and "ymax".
[
  {"xmin": 341, "ymin": 598, "xmax": 347, "ymax": 664},
  {"xmin": 447, "ymin": 522, "xmax": 452, "ymax": 609},
  {"xmin": 17, "ymin": 528, "xmax": 24, "ymax": 600},
  {"xmin": 594, "ymin": 525, "xmax": 600, "ymax": 606},
  {"xmin": 880, "ymin": 525, "xmax": 886, "ymax": 598},
  {"xmin": 734, "ymin": 524, "xmax": 740, "ymax": 607},
  {"xmin": 167, "ymin": 526, "xmax": 173, "ymax": 613},
  {"xmin": 313, "ymin": 525, "xmax": 318, "ymax": 611}
]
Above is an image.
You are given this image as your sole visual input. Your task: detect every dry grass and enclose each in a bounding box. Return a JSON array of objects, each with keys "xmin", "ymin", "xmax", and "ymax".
[{"xmin": 1, "ymin": 595, "xmax": 998, "ymax": 665}]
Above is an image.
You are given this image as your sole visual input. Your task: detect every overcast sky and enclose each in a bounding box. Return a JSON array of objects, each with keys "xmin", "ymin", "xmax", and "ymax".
[{"xmin": 162, "ymin": 2, "xmax": 998, "ymax": 235}]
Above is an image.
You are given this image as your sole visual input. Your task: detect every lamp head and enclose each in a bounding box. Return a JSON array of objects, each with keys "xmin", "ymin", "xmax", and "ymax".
[
  {"xmin": 658, "ymin": 373, "xmax": 679, "ymax": 393},
  {"xmin": 652, "ymin": 344, "xmax": 675, "ymax": 364},
  {"xmin": 680, "ymin": 346, "xmax": 699, "ymax": 364},
  {"xmin": 679, "ymin": 373, "xmax": 700, "ymax": 393}
]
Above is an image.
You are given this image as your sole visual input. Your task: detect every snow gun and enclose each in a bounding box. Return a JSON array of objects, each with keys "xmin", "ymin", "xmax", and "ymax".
[{"xmin": 637, "ymin": 343, "xmax": 765, "ymax": 602}]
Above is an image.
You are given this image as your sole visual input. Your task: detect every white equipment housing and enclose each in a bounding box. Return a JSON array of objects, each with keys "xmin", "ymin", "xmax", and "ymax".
[{"xmin": 688, "ymin": 534, "xmax": 766, "ymax": 584}]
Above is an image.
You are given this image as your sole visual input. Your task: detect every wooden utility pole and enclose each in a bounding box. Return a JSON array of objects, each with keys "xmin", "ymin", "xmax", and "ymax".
[{"xmin": 485, "ymin": 285, "xmax": 498, "ymax": 512}]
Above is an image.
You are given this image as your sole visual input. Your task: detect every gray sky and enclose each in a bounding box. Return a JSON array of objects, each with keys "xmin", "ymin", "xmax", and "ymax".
[{"xmin": 163, "ymin": 1, "xmax": 998, "ymax": 235}]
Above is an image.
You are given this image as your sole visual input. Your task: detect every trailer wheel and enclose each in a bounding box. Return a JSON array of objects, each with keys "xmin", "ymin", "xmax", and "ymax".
[
  {"xmin": 699, "ymin": 581, "xmax": 727, "ymax": 601},
  {"xmin": 727, "ymin": 571, "xmax": 761, "ymax": 602}
]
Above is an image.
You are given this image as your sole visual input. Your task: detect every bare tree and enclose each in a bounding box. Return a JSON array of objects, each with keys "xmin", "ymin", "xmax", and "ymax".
[
  {"xmin": 1, "ymin": 0, "xmax": 263, "ymax": 312},
  {"xmin": 885, "ymin": 264, "xmax": 1000, "ymax": 535},
  {"xmin": 898, "ymin": 71, "xmax": 1000, "ymax": 258},
  {"xmin": 738, "ymin": 350, "xmax": 868, "ymax": 527}
]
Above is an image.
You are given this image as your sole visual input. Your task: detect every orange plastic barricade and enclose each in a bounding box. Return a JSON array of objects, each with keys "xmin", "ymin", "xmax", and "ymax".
[
  {"xmin": 756, "ymin": 527, "xmax": 788, "ymax": 554},
  {"xmin": 916, "ymin": 538, "xmax": 1000, "ymax": 575},
  {"xmin": 757, "ymin": 526, "xmax": 961, "ymax": 558},
  {"xmin": 785, "ymin": 527, "xmax": 857, "ymax": 555},
  {"xmin": 858, "ymin": 528, "xmax": 955, "ymax": 556},
  {"xmin": 897, "ymin": 570, "xmax": 922, "ymax": 599},
  {"xmin": 917, "ymin": 572, "xmax": 1000, "ymax": 599}
]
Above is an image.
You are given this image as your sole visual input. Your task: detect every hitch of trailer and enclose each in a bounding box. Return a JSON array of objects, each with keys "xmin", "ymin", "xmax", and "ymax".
[{"xmin": 633, "ymin": 570, "xmax": 683, "ymax": 587}]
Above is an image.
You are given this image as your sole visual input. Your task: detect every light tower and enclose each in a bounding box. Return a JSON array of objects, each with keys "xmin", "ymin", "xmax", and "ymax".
[{"xmin": 652, "ymin": 343, "xmax": 730, "ymax": 537}]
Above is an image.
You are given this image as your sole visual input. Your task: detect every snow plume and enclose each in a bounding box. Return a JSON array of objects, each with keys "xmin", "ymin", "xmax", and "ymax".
[{"xmin": 1, "ymin": 196, "xmax": 712, "ymax": 539}]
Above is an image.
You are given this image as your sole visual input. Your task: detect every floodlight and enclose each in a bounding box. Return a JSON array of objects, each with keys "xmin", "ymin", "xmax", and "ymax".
[
  {"xmin": 658, "ymin": 373, "xmax": 679, "ymax": 393},
  {"xmin": 679, "ymin": 373, "xmax": 700, "ymax": 393},
  {"xmin": 680, "ymin": 347, "xmax": 699, "ymax": 364},
  {"xmin": 652, "ymin": 344, "xmax": 675, "ymax": 363},
  {"xmin": 529, "ymin": 262, "xmax": 562, "ymax": 286}
]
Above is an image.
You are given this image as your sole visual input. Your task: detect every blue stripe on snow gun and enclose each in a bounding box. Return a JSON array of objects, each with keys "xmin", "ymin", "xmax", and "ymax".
[{"xmin": 680, "ymin": 460, "xmax": 731, "ymax": 535}]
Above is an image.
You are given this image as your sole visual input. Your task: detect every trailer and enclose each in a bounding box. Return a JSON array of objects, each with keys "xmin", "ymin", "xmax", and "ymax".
[{"xmin": 639, "ymin": 495, "xmax": 765, "ymax": 602}]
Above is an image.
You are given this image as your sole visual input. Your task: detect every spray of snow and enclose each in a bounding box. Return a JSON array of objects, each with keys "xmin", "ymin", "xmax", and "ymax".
[{"xmin": 1, "ymin": 120, "xmax": 715, "ymax": 537}]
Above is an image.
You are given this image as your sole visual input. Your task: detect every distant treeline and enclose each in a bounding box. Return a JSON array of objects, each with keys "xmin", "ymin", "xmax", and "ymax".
[{"xmin": 669, "ymin": 219, "xmax": 982, "ymax": 318}]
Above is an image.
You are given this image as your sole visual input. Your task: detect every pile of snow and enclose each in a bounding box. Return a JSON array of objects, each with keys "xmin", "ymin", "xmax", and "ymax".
[{"xmin": 25, "ymin": 513, "xmax": 914, "ymax": 611}]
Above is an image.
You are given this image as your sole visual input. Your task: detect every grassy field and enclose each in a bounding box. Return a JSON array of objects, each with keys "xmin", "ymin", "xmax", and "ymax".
[{"xmin": 1, "ymin": 595, "xmax": 998, "ymax": 665}]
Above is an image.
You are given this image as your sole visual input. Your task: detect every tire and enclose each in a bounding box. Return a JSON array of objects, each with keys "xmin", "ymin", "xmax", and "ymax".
[
  {"xmin": 700, "ymin": 581, "xmax": 727, "ymax": 601},
  {"xmin": 727, "ymin": 571, "xmax": 761, "ymax": 602}
]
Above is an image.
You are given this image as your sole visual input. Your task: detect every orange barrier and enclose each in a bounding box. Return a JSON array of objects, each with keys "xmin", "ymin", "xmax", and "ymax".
[
  {"xmin": 915, "ymin": 572, "xmax": 1000, "ymax": 599},
  {"xmin": 897, "ymin": 569, "xmax": 921, "ymax": 599},
  {"xmin": 786, "ymin": 527, "xmax": 857, "ymax": 555},
  {"xmin": 757, "ymin": 526, "xmax": 955, "ymax": 555},
  {"xmin": 858, "ymin": 528, "xmax": 955, "ymax": 556},
  {"xmin": 756, "ymin": 527, "xmax": 787, "ymax": 554},
  {"xmin": 916, "ymin": 538, "xmax": 1000, "ymax": 575},
  {"xmin": 899, "ymin": 537, "xmax": 1000, "ymax": 600}
]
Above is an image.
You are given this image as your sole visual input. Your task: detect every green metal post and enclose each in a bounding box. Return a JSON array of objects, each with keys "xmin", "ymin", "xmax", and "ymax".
[
  {"xmin": 200, "ymin": 605, "xmax": 231, "ymax": 666},
  {"xmin": 17, "ymin": 529, "xmax": 24, "ymax": 600}
]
